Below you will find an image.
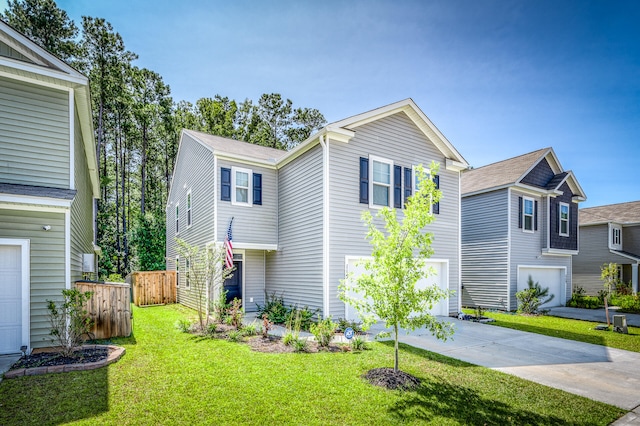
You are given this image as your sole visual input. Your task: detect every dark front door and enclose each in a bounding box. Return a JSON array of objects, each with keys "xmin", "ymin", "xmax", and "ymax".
[{"xmin": 224, "ymin": 261, "xmax": 242, "ymax": 303}]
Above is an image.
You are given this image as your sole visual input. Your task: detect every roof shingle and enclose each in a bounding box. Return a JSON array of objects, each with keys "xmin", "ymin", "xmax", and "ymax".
[
  {"xmin": 184, "ymin": 129, "xmax": 287, "ymax": 163},
  {"xmin": 579, "ymin": 201, "xmax": 640, "ymax": 225}
]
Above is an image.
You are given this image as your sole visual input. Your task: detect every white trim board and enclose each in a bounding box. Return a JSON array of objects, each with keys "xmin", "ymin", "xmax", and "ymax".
[{"xmin": 0, "ymin": 238, "xmax": 31, "ymax": 354}]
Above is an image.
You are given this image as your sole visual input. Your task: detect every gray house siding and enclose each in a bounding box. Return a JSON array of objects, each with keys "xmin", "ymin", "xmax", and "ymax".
[
  {"xmin": 0, "ymin": 76, "xmax": 70, "ymax": 188},
  {"xmin": 328, "ymin": 112, "xmax": 461, "ymax": 318},
  {"xmin": 0, "ymin": 208, "xmax": 66, "ymax": 349},
  {"xmin": 166, "ymin": 133, "xmax": 216, "ymax": 311},
  {"xmin": 549, "ymin": 182, "xmax": 578, "ymax": 251},
  {"xmin": 510, "ymin": 189, "xmax": 571, "ymax": 310},
  {"xmin": 624, "ymin": 227, "xmax": 640, "ymax": 256},
  {"xmin": 244, "ymin": 249, "xmax": 265, "ymax": 312},
  {"xmin": 520, "ymin": 159, "xmax": 554, "ymax": 188},
  {"xmin": 461, "ymin": 189, "xmax": 509, "ymax": 309},
  {"xmin": 265, "ymin": 145, "xmax": 324, "ymax": 311},
  {"xmin": 216, "ymin": 160, "xmax": 277, "ymax": 246},
  {"xmin": 70, "ymin": 112, "xmax": 94, "ymax": 282}
]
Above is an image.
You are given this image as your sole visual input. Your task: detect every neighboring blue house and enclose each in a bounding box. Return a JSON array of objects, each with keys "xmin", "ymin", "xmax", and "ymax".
[
  {"xmin": 460, "ymin": 148, "xmax": 586, "ymax": 310},
  {"xmin": 166, "ymin": 99, "xmax": 469, "ymax": 319}
]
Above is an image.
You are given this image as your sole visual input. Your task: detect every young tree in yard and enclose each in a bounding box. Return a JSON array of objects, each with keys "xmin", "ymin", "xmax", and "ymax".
[
  {"xmin": 175, "ymin": 239, "xmax": 234, "ymax": 329},
  {"xmin": 601, "ymin": 262, "xmax": 620, "ymax": 296},
  {"xmin": 339, "ymin": 163, "xmax": 453, "ymax": 373}
]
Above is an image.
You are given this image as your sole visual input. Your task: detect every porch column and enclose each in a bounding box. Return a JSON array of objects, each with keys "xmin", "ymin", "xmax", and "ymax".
[{"xmin": 632, "ymin": 263, "xmax": 638, "ymax": 294}]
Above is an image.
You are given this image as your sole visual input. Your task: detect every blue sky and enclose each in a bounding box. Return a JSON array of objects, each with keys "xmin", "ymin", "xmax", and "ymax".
[{"xmin": 3, "ymin": 0, "xmax": 638, "ymax": 207}]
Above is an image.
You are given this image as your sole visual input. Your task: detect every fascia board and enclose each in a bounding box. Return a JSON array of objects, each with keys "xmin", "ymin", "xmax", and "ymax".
[
  {"xmin": 0, "ymin": 195, "xmax": 72, "ymax": 209},
  {"xmin": 74, "ymin": 85, "xmax": 99, "ymax": 198},
  {"xmin": 461, "ymin": 184, "xmax": 513, "ymax": 198},
  {"xmin": 0, "ymin": 56, "xmax": 86, "ymax": 86}
]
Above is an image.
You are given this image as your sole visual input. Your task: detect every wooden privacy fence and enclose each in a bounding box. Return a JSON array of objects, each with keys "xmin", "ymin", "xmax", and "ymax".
[
  {"xmin": 130, "ymin": 271, "xmax": 176, "ymax": 307},
  {"xmin": 75, "ymin": 281, "xmax": 132, "ymax": 339}
]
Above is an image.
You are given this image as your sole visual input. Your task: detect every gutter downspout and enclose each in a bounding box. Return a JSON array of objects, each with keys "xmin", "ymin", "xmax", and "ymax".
[{"xmin": 319, "ymin": 134, "xmax": 330, "ymax": 318}]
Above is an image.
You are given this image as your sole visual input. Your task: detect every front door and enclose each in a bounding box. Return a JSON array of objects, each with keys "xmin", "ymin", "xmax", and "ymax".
[
  {"xmin": 224, "ymin": 260, "xmax": 242, "ymax": 304},
  {"xmin": 0, "ymin": 245, "xmax": 22, "ymax": 354}
]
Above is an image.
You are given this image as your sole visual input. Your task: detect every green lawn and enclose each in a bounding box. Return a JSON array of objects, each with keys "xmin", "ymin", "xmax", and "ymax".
[
  {"xmin": 469, "ymin": 310, "xmax": 640, "ymax": 353},
  {"xmin": 0, "ymin": 305, "xmax": 624, "ymax": 425}
]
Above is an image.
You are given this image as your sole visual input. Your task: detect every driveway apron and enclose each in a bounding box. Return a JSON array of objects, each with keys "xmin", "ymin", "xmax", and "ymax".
[{"xmin": 369, "ymin": 318, "xmax": 640, "ymax": 412}]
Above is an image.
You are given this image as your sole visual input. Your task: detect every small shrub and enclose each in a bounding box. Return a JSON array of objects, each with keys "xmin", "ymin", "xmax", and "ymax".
[
  {"xmin": 227, "ymin": 329, "xmax": 242, "ymax": 342},
  {"xmin": 610, "ymin": 294, "xmax": 640, "ymax": 314},
  {"xmin": 475, "ymin": 305, "xmax": 485, "ymax": 320},
  {"xmin": 283, "ymin": 331, "xmax": 296, "ymax": 346},
  {"xmin": 567, "ymin": 294, "xmax": 601, "ymax": 309},
  {"xmin": 256, "ymin": 292, "xmax": 289, "ymax": 324},
  {"xmin": 176, "ymin": 319, "xmax": 192, "ymax": 333},
  {"xmin": 242, "ymin": 322, "xmax": 259, "ymax": 336},
  {"xmin": 615, "ymin": 281, "xmax": 633, "ymax": 296},
  {"xmin": 47, "ymin": 288, "xmax": 94, "ymax": 357},
  {"xmin": 205, "ymin": 322, "xmax": 218, "ymax": 336},
  {"xmin": 516, "ymin": 275, "xmax": 554, "ymax": 314},
  {"xmin": 106, "ymin": 273, "xmax": 125, "ymax": 283},
  {"xmin": 337, "ymin": 318, "xmax": 363, "ymax": 333},
  {"xmin": 351, "ymin": 335, "xmax": 369, "ymax": 351},
  {"xmin": 211, "ymin": 289, "xmax": 229, "ymax": 323},
  {"xmin": 261, "ymin": 314, "xmax": 273, "ymax": 338},
  {"xmin": 226, "ymin": 298, "xmax": 244, "ymax": 329},
  {"xmin": 286, "ymin": 305, "xmax": 317, "ymax": 331},
  {"xmin": 292, "ymin": 338, "xmax": 307, "ymax": 353},
  {"xmin": 310, "ymin": 317, "xmax": 336, "ymax": 348}
]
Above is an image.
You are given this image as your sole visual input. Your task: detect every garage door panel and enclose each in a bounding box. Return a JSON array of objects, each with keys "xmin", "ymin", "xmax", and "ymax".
[
  {"xmin": 0, "ymin": 245, "xmax": 23, "ymax": 354},
  {"xmin": 518, "ymin": 267, "xmax": 564, "ymax": 308}
]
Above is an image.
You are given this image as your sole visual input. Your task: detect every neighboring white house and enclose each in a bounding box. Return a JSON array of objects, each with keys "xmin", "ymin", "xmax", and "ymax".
[
  {"xmin": 0, "ymin": 20, "xmax": 99, "ymax": 354},
  {"xmin": 166, "ymin": 99, "xmax": 469, "ymax": 320},
  {"xmin": 460, "ymin": 148, "xmax": 586, "ymax": 310}
]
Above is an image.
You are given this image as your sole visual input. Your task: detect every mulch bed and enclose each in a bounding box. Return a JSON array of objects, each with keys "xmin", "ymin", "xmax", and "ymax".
[
  {"xmin": 11, "ymin": 347, "xmax": 109, "ymax": 370},
  {"xmin": 363, "ymin": 367, "xmax": 422, "ymax": 390},
  {"xmin": 245, "ymin": 335, "xmax": 345, "ymax": 354}
]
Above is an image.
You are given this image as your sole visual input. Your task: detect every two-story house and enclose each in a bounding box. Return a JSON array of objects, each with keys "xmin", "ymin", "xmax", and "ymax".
[
  {"xmin": 573, "ymin": 201, "xmax": 640, "ymax": 295},
  {"xmin": 460, "ymin": 148, "xmax": 586, "ymax": 310},
  {"xmin": 166, "ymin": 99, "xmax": 469, "ymax": 320},
  {"xmin": 0, "ymin": 20, "xmax": 99, "ymax": 354}
]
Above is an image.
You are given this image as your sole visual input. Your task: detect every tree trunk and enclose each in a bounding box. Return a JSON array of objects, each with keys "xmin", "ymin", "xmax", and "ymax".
[
  {"xmin": 140, "ymin": 122, "xmax": 147, "ymax": 216},
  {"xmin": 394, "ymin": 323, "xmax": 399, "ymax": 372}
]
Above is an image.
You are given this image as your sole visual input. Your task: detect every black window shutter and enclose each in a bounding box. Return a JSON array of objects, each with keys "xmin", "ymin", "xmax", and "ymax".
[
  {"xmin": 433, "ymin": 175, "xmax": 440, "ymax": 214},
  {"xmin": 393, "ymin": 165, "xmax": 402, "ymax": 208},
  {"xmin": 253, "ymin": 173, "xmax": 262, "ymax": 205},
  {"xmin": 534, "ymin": 200, "xmax": 538, "ymax": 231},
  {"xmin": 518, "ymin": 196, "xmax": 523, "ymax": 228},
  {"xmin": 404, "ymin": 167, "xmax": 412, "ymax": 207},
  {"xmin": 221, "ymin": 168, "xmax": 231, "ymax": 201},
  {"xmin": 555, "ymin": 202, "xmax": 560, "ymax": 233},
  {"xmin": 359, "ymin": 157, "xmax": 369, "ymax": 204}
]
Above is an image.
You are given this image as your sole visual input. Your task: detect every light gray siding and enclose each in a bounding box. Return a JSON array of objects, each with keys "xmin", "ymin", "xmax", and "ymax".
[
  {"xmin": 166, "ymin": 133, "xmax": 216, "ymax": 311},
  {"xmin": 461, "ymin": 190, "xmax": 509, "ymax": 309},
  {"xmin": 266, "ymin": 145, "xmax": 324, "ymax": 311},
  {"xmin": 624, "ymin": 227, "xmax": 640, "ymax": 257},
  {"xmin": 244, "ymin": 249, "xmax": 265, "ymax": 312},
  {"xmin": 328, "ymin": 112, "xmax": 461, "ymax": 317},
  {"xmin": 510, "ymin": 189, "xmax": 571, "ymax": 310},
  {"xmin": 0, "ymin": 208, "xmax": 66, "ymax": 349},
  {"xmin": 216, "ymin": 160, "xmax": 277, "ymax": 246},
  {"xmin": 70, "ymin": 110, "xmax": 94, "ymax": 282},
  {"xmin": 0, "ymin": 76, "xmax": 70, "ymax": 188}
]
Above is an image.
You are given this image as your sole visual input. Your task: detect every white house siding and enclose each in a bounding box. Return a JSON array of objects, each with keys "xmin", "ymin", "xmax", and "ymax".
[
  {"xmin": 327, "ymin": 112, "xmax": 461, "ymax": 318},
  {"xmin": 266, "ymin": 145, "xmax": 324, "ymax": 311},
  {"xmin": 166, "ymin": 133, "xmax": 216, "ymax": 311},
  {"xmin": 461, "ymin": 189, "xmax": 509, "ymax": 309},
  {"xmin": 244, "ymin": 249, "xmax": 265, "ymax": 312},
  {"xmin": 510, "ymin": 190, "xmax": 571, "ymax": 310},
  {"xmin": 0, "ymin": 76, "xmax": 70, "ymax": 188},
  {"xmin": 216, "ymin": 159, "xmax": 277, "ymax": 246},
  {"xmin": 0, "ymin": 208, "xmax": 65, "ymax": 349},
  {"xmin": 70, "ymin": 112, "xmax": 94, "ymax": 282}
]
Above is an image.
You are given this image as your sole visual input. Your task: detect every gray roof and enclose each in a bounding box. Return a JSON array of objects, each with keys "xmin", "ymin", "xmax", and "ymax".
[
  {"xmin": 579, "ymin": 201, "xmax": 640, "ymax": 225},
  {"xmin": 461, "ymin": 148, "xmax": 549, "ymax": 195},
  {"xmin": 0, "ymin": 183, "xmax": 76, "ymax": 200},
  {"xmin": 184, "ymin": 129, "xmax": 287, "ymax": 163}
]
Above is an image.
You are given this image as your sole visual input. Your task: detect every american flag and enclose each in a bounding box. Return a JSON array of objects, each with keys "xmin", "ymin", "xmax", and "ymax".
[{"xmin": 224, "ymin": 219, "xmax": 233, "ymax": 269}]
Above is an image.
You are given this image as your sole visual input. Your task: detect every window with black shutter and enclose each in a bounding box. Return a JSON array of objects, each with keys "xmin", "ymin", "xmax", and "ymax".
[
  {"xmin": 221, "ymin": 167, "xmax": 231, "ymax": 201},
  {"xmin": 359, "ymin": 157, "xmax": 369, "ymax": 204},
  {"xmin": 253, "ymin": 173, "xmax": 262, "ymax": 205},
  {"xmin": 404, "ymin": 167, "xmax": 412, "ymax": 207},
  {"xmin": 433, "ymin": 175, "xmax": 440, "ymax": 214},
  {"xmin": 393, "ymin": 165, "xmax": 402, "ymax": 209}
]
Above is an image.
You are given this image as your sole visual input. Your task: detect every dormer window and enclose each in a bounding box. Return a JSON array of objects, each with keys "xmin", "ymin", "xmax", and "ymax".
[{"xmin": 610, "ymin": 224, "xmax": 622, "ymax": 250}]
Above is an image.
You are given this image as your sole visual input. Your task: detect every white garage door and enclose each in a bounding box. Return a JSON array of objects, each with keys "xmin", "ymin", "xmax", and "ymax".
[
  {"xmin": 0, "ymin": 245, "xmax": 23, "ymax": 354},
  {"xmin": 344, "ymin": 257, "xmax": 449, "ymax": 322},
  {"xmin": 518, "ymin": 266, "xmax": 565, "ymax": 309}
]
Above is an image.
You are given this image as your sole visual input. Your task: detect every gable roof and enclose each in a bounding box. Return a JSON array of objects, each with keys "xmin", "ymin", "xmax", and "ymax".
[
  {"xmin": 183, "ymin": 129, "xmax": 287, "ymax": 164},
  {"xmin": 279, "ymin": 98, "xmax": 469, "ymax": 169},
  {"xmin": 0, "ymin": 19, "xmax": 99, "ymax": 198},
  {"xmin": 461, "ymin": 147, "xmax": 586, "ymax": 200},
  {"xmin": 579, "ymin": 201, "xmax": 640, "ymax": 226}
]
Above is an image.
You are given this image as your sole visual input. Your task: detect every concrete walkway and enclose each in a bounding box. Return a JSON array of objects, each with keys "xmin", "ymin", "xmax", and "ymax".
[
  {"xmin": 548, "ymin": 306, "xmax": 640, "ymax": 327},
  {"xmin": 0, "ymin": 354, "xmax": 21, "ymax": 382},
  {"xmin": 369, "ymin": 317, "xmax": 640, "ymax": 425}
]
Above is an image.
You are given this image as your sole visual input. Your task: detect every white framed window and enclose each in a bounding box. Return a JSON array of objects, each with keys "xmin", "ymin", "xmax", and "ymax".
[
  {"xmin": 610, "ymin": 224, "xmax": 622, "ymax": 250},
  {"xmin": 559, "ymin": 202, "xmax": 569, "ymax": 236},
  {"xmin": 186, "ymin": 190, "xmax": 192, "ymax": 228},
  {"xmin": 523, "ymin": 197, "xmax": 535, "ymax": 232},
  {"xmin": 185, "ymin": 257, "xmax": 190, "ymax": 288},
  {"xmin": 369, "ymin": 156, "xmax": 393, "ymax": 208},
  {"xmin": 176, "ymin": 256, "xmax": 180, "ymax": 287},
  {"xmin": 175, "ymin": 203, "xmax": 179, "ymax": 235},
  {"xmin": 232, "ymin": 166, "xmax": 252, "ymax": 206}
]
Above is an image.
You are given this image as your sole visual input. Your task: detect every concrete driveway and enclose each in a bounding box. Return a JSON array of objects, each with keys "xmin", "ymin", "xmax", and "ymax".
[{"xmin": 369, "ymin": 318, "xmax": 640, "ymax": 415}]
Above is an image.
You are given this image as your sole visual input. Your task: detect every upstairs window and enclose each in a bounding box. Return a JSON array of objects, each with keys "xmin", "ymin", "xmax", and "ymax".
[
  {"xmin": 411, "ymin": 165, "xmax": 440, "ymax": 214},
  {"xmin": 221, "ymin": 166, "xmax": 262, "ymax": 206},
  {"xmin": 186, "ymin": 190, "xmax": 192, "ymax": 228},
  {"xmin": 611, "ymin": 224, "xmax": 622, "ymax": 250},
  {"xmin": 175, "ymin": 203, "xmax": 179, "ymax": 234},
  {"xmin": 518, "ymin": 196, "xmax": 537, "ymax": 232},
  {"xmin": 523, "ymin": 198, "xmax": 534, "ymax": 231},
  {"xmin": 371, "ymin": 157, "xmax": 392, "ymax": 208},
  {"xmin": 559, "ymin": 202, "xmax": 569, "ymax": 236},
  {"xmin": 185, "ymin": 257, "xmax": 190, "ymax": 288}
]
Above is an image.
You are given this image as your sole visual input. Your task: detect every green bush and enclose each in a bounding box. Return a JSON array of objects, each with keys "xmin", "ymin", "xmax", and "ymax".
[
  {"xmin": 255, "ymin": 292, "xmax": 289, "ymax": 324},
  {"xmin": 336, "ymin": 318, "xmax": 363, "ymax": 333},
  {"xmin": 567, "ymin": 294, "xmax": 601, "ymax": 309},
  {"xmin": 516, "ymin": 275, "xmax": 554, "ymax": 314},
  {"xmin": 351, "ymin": 335, "xmax": 369, "ymax": 351},
  {"xmin": 176, "ymin": 319, "xmax": 192, "ymax": 333},
  {"xmin": 609, "ymin": 294, "xmax": 640, "ymax": 314},
  {"xmin": 310, "ymin": 317, "xmax": 336, "ymax": 348},
  {"xmin": 285, "ymin": 305, "xmax": 317, "ymax": 331},
  {"xmin": 47, "ymin": 288, "xmax": 94, "ymax": 357}
]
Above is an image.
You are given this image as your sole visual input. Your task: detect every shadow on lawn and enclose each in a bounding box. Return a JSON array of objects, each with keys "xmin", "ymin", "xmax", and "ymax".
[
  {"xmin": 389, "ymin": 378, "xmax": 588, "ymax": 426},
  {"xmin": 0, "ymin": 366, "xmax": 109, "ymax": 425}
]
